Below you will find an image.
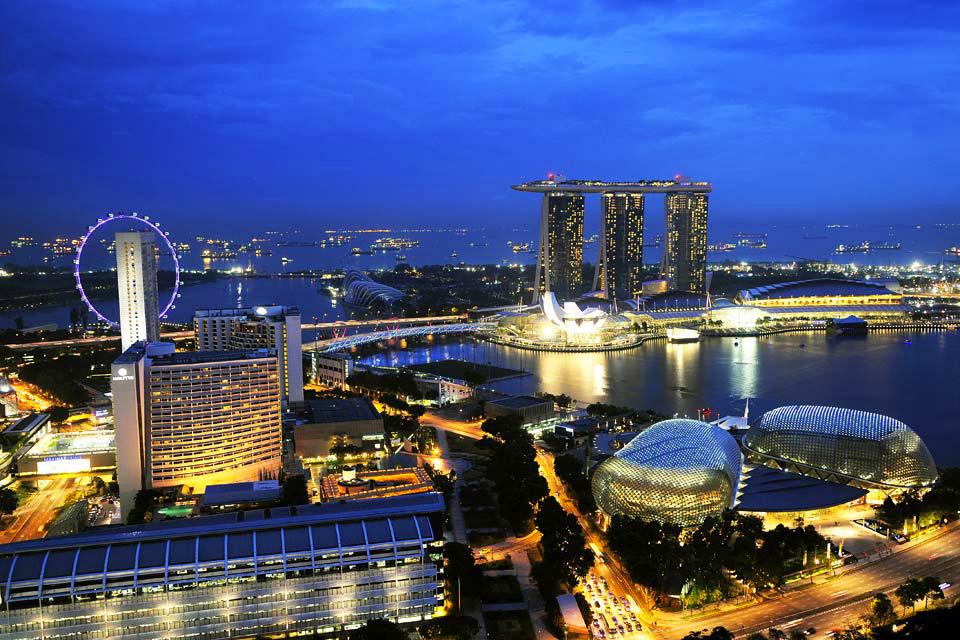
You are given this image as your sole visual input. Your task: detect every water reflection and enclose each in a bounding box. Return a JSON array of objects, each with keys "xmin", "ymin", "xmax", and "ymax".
[{"xmin": 359, "ymin": 330, "xmax": 960, "ymax": 465}]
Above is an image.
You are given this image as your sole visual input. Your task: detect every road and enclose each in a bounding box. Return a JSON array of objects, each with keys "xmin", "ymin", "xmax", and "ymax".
[
  {"xmin": 0, "ymin": 477, "xmax": 78, "ymax": 544},
  {"xmin": 663, "ymin": 524, "xmax": 960, "ymax": 639},
  {"xmin": 422, "ymin": 412, "xmax": 485, "ymax": 440}
]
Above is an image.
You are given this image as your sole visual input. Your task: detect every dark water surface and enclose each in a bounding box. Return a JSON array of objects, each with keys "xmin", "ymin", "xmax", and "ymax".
[{"xmin": 362, "ymin": 330, "xmax": 960, "ymax": 466}]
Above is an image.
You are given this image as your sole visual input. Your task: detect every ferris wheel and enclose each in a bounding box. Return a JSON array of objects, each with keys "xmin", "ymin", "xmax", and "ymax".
[{"xmin": 73, "ymin": 212, "xmax": 181, "ymax": 326}]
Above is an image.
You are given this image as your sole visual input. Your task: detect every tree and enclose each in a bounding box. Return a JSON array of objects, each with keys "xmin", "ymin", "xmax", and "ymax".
[
  {"xmin": 347, "ymin": 618, "xmax": 406, "ymax": 640},
  {"xmin": 535, "ymin": 496, "xmax": 593, "ymax": 586},
  {"xmin": 0, "ymin": 487, "xmax": 18, "ymax": 515},
  {"xmin": 444, "ymin": 542, "xmax": 482, "ymax": 607},
  {"xmin": 48, "ymin": 406, "xmax": 70, "ymax": 422},
  {"xmin": 281, "ymin": 475, "xmax": 310, "ymax": 506},
  {"xmin": 681, "ymin": 627, "xmax": 734, "ymax": 640},
  {"xmin": 418, "ymin": 615, "xmax": 479, "ymax": 640},
  {"xmin": 869, "ymin": 592, "xmax": 897, "ymax": 627},
  {"xmin": 919, "ymin": 576, "xmax": 944, "ymax": 609},
  {"xmin": 606, "ymin": 515, "xmax": 683, "ymax": 593},
  {"xmin": 554, "ymin": 453, "xmax": 595, "ymax": 513},
  {"xmin": 895, "ymin": 578, "xmax": 923, "ymax": 613}
]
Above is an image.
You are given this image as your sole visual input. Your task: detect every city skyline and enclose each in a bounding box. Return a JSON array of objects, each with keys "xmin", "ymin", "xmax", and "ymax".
[{"xmin": 2, "ymin": 1, "xmax": 959, "ymax": 236}]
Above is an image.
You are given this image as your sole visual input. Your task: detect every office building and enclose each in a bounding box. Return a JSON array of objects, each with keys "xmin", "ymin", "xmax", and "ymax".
[
  {"xmin": 194, "ymin": 306, "xmax": 304, "ymax": 406},
  {"xmin": 0, "ymin": 493, "xmax": 445, "ymax": 640},
  {"xmin": 594, "ymin": 192, "xmax": 644, "ymax": 300},
  {"xmin": 111, "ymin": 342, "xmax": 282, "ymax": 516},
  {"xmin": 662, "ymin": 192, "xmax": 709, "ymax": 292},
  {"xmin": 115, "ymin": 231, "xmax": 160, "ymax": 350},
  {"xmin": 532, "ymin": 193, "xmax": 585, "ymax": 301},
  {"xmin": 485, "ymin": 395, "xmax": 555, "ymax": 424},
  {"xmin": 310, "ymin": 351, "xmax": 355, "ymax": 389}
]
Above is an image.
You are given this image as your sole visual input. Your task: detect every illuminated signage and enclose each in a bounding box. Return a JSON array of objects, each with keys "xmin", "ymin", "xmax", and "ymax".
[{"xmin": 37, "ymin": 456, "xmax": 91, "ymax": 475}]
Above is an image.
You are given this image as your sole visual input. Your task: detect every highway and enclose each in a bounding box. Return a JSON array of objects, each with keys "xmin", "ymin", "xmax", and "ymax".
[
  {"xmin": 663, "ymin": 524, "xmax": 960, "ymax": 639},
  {"xmin": 0, "ymin": 477, "xmax": 78, "ymax": 544}
]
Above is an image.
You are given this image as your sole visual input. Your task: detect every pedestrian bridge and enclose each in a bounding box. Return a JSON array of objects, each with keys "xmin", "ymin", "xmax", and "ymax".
[{"xmin": 309, "ymin": 322, "xmax": 484, "ymax": 352}]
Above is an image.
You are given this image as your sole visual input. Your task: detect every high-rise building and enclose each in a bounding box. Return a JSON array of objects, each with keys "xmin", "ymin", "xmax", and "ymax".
[
  {"xmin": 0, "ymin": 493, "xmax": 446, "ymax": 640},
  {"xmin": 594, "ymin": 193, "xmax": 644, "ymax": 300},
  {"xmin": 663, "ymin": 192, "xmax": 709, "ymax": 292},
  {"xmin": 533, "ymin": 193, "xmax": 585, "ymax": 302},
  {"xmin": 115, "ymin": 231, "xmax": 161, "ymax": 350},
  {"xmin": 111, "ymin": 342, "xmax": 282, "ymax": 516},
  {"xmin": 194, "ymin": 306, "xmax": 304, "ymax": 407}
]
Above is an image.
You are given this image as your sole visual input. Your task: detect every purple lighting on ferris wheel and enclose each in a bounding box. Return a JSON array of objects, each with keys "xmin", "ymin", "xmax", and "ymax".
[{"xmin": 73, "ymin": 213, "xmax": 181, "ymax": 327}]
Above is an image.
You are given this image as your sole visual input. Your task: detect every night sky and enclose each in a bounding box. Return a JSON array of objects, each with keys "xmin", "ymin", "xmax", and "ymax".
[{"xmin": 1, "ymin": 1, "xmax": 958, "ymax": 237}]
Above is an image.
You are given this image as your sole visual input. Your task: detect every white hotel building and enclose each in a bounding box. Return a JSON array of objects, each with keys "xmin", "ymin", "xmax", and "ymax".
[
  {"xmin": 111, "ymin": 342, "xmax": 282, "ymax": 516},
  {"xmin": 115, "ymin": 231, "xmax": 160, "ymax": 351}
]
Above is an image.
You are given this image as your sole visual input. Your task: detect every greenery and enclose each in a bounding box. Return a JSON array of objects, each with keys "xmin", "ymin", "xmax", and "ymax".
[
  {"xmin": 481, "ymin": 575, "xmax": 524, "ymax": 604},
  {"xmin": 894, "ymin": 576, "xmax": 943, "ymax": 613},
  {"xmin": 539, "ymin": 392, "xmax": 572, "ymax": 408},
  {"xmin": 0, "ymin": 487, "xmax": 19, "ymax": 515},
  {"xmin": 868, "ymin": 592, "xmax": 897, "ymax": 628},
  {"xmin": 681, "ymin": 627, "xmax": 734, "ymax": 640},
  {"xmin": 480, "ymin": 414, "xmax": 548, "ymax": 534},
  {"xmin": 553, "ymin": 454, "xmax": 595, "ymax": 514},
  {"xmin": 126, "ymin": 489, "xmax": 161, "ymax": 525},
  {"xmin": 418, "ymin": 615, "xmax": 480, "ymax": 640},
  {"xmin": 347, "ymin": 618, "xmax": 406, "ymax": 640},
  {"xmin": 444, "ymin": 542, "xmax": 482, "ymax": 609},
  {"xmin": 281, "ymin": 475, "xmax": 310, "ymax": 505},
  {"xmin": 876, "ymin": 467, "xmax": 960, "ymax": 531},
  {"xmin": 607, "ymin": 510, "xmax": 829, "ymax": 603},
  {"xmin": 346, "ymin": 370, "xmax": 421, "ymax": 399},
  {"xmin": 534, "ymin": 496, "xmax": 593, "ymax": 588}
]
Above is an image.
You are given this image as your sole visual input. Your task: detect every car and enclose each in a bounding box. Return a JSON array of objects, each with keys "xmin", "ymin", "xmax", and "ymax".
[
  {"xmin": 618, "ymin": 625, "xmax": 625, "ymax": 634},
  {"xmin": 805, "ymin": 628, "xmax": 816, "ymax": 636}
]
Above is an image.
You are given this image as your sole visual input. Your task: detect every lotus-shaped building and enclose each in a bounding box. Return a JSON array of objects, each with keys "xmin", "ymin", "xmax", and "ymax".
[
  {"xmin": 541, "ymin": 292, "xmax": 607, "ymax": 335},
  {"xmin": 592, "ymin": 419, "xmax": 743, "ymax": 527}
]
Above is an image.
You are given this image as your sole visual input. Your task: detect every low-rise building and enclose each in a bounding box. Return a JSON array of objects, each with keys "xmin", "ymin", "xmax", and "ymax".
[
  {"xmin": 310, "ymin": 351, "xmax": 355, "ymax": 389},
  {"xmin": 0, "ymin": 493, "xmax": 446, "ymax": 640},
  {"xmin": 485, "ymin": 395, "xmax": 555, "ymax": 424},
  {"xmin": 0, "ymin": 413, "xmax": 49, "ymax": 448},
  {"xmin": 320, "ymin": 466, "xmax": 434, "ymax": 502},
  {"xmin": 295, "ymin": 398, "xmax": 385, "ymax": 462}
]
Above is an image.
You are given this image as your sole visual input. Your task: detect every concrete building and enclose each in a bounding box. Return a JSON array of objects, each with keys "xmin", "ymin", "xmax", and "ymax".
[
  {"xmin": 0, "ymin": 493, "xmax": 445, "ymax": 640},
  {"xmin": 485, "ymin": 395, "xmax": 555, "ymax": 424},
  {"xmin": 111, "ymin": 342, "xmax": 282, "ymax": 516},
  {"xmin": 663, "ymin": 191, "xmax": 709, "ymax": 293},
  {"xmin": 310, "ymin": 351, "xmax": 355, "ymax": 389},
  {"xmin": 194, "ymin": 306, "xmax": 304, "ymax": 406},
  {"xmin": 115, "ymin": 231, "xmax": 160, "ymax": 350},
  {"xmin": 594, "ymin": 192, "xmax": 644, "ymax": 300},
  {"xmin": 294, "ymin": 398, "xmax": 385, "ymax": 462},
  {"xmin": 0, "ymin": 413, "xmax": 49, "ymax": 448},
  {"xmin": 0, "ymin": 377, "xmax": 19, "ymax": 419}
]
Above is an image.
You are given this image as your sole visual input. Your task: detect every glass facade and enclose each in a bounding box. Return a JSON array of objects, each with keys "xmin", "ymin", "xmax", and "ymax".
[
  {"xmin": 592, "ymin": 419, "xmax": 742, "ymax": 527},
  {"xmin": 743, "ymin": 405, "xmax": 938, "ymax": 490},
  {"xmin": 595, "ymin": 193, "xmax": 644, "ymax": 300},
  {"xmin": 663, "ymin": 192, "xmax": 709, "ymax": 293},
  {"xmin": 534, "ymin": 193, "xmax": 585, "ymax": 301}
]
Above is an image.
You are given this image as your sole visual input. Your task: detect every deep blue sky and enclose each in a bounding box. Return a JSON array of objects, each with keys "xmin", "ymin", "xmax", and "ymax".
[{"xmin": 2, "ymin": 0, "xmax": 958, "ymax": 238}]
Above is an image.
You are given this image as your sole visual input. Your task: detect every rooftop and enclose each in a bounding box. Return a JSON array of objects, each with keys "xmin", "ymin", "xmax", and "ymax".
[
  {"xmin": 737, "ymin": 465, "xmax": 866, "ymax": 513},
  {"xmin": 513, "ymin": 178, "xmax": 712, "ymax": 194},
  {"xmin": 309, "ymin": 397, "xmax": 380, "ymax": 423},
  {"xmin": 738, "ymin": 278, "xmax": 899, "ymax": 302},
  {"xmin": 488, "ymin": 395, "xmax": 553, "ymax": 409},
  {"xmin": 2, "ymin": 412, "xmax": 49, "ymax": 436}
]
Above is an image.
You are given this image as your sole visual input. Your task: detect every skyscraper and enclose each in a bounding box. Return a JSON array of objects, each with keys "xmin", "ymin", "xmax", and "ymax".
[
  {"xmin": 112, "ymin": 341, "xmax": 282, "ymax": 517},
  {"xmin": 533, "ymin": 193, "xmax": 585, "ymax": 302},
  {"xmin": 194, "ymin": 305, "xmax": 304, "ymax": 407},
  {"xmin": 663, "ymin": 192, "xmax": 709, "ymax": 292},
  {"xmin": 115, "ymin": 231, "xmax": 160, "ymax": 350},
  {"xmin": 594, "ymin": 193, "xmax": 644, "ymax": 300}
]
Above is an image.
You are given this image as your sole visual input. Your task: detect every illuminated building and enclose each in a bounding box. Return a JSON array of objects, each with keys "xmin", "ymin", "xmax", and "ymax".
[
  {"xmin": 0, "ymin": 493, "xmax": 445, "ymax": 640},
  {"xmin": 310, "ymin": 351, "xmax": 355, "ymax": 389},
  {"xmin": 342, "ymin": 269, "xmax": 404, "ymax": 309},
  {"xmin": 594, "ymin": 192, "xmax": 643, "ymax": 300},
  {"xmin": 16, "ymin": 431, "xmax": 114, "ymax": 476},
  {"xmin": 115, "ymin": 231, "xmax": 160, "ymax": 350},
  {"xmin": 319, "ymin": 466, "xmax": 435, "ymax": 502},
  {"xmin": 663, "ymin": 191, "xmax": 709, "ymax": 293},
  {"xmin": 736, "ymin": 278, "xmax": 903, "ymax": 308},
  {"xmin": 295, "ymin": 398, "xmax": 385, "ymax": 462},
  {"xmin": 743, "ymin": 405, "xmax": 938, "ymax": 494},
  {"xmin": 591, "ymin": 419, "xmax": 743, "ymax": 527},
  {"xmin": 532, "ymin": 193, "xmax": 585, "ymax": 301},
  {"xmin": 194, "ymin": 306, "xmax": 304, "ymax": 407},
  {"xmin": 0, "ymin": 377, "xmax": 19, "ymax": 418},
  {"xmin": 111, "ymin": 342, "xmax": 282, "ymax": 517}
]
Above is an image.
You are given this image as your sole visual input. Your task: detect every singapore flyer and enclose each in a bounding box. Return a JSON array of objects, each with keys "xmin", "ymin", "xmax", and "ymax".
[{"xmin": 73, "ymin": 213, "xmax": 181, "ymax": 327}]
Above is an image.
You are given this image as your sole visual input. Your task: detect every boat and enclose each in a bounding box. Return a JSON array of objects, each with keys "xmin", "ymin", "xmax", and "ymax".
[
  {"xmin": 708, "ymin": 243, "xmax": 736, "ymax": 252},
  {"xmin": 449, "ymin": 252, "xmax": 459, "ymax": 259},
  {"xmin": 827, "ymin": 315, "xmax": 868, "ymax": 336},
  {"xmin": 834, "ymin": 242, "xmax": 870, "ymax": 254},
  {"xmin": 870, "ymin": 242, "xmax": 901, "ymax": 250},
  {"xmin": 350, "ymin": 247, "xmax": 373, "ymax": 256},
  {"xmin": 666, "ymin": 327, "xmax": 701, "ymax": 343},
  {"xmin": 511, "ymin": 242, "xmax": 532, "ymax": 253},
  {"xmin": 395, "ymin": 254, "xmax": 408, "ymax": 262}
]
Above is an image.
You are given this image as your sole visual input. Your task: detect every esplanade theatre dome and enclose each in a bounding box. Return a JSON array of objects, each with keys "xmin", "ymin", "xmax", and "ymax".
[
  {"xmin": 743, "ymin": 405, "xmax": 937, "ymax": 491},
  {"xmin": 591, "ymin": 419, "xmax": 743, "ymax": 527}
]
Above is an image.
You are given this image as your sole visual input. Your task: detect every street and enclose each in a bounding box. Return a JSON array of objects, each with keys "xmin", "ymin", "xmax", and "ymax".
[{"xmin": 0, "ymin": 477, "xmax": 77, "ymax": 544}]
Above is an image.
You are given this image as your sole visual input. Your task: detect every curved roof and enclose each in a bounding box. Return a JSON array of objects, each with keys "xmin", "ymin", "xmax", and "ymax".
[
  {"xmin": 738, "ymin": 278, "xmax": 897, "ymax": 302},
  {"xmin": 592, "ymin": 419, "xmax": 742, "ymax": 527},
  {"xmin": 629, "ymin": 290, "xmax": 709, "ymax": 311},
  {"xmin": 744, "ymin": 405, "xmax": 937, "ymax": 489},
  {"xmin": 343, "ymin": 269, "xmax": 404, "ymax": 308}
]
